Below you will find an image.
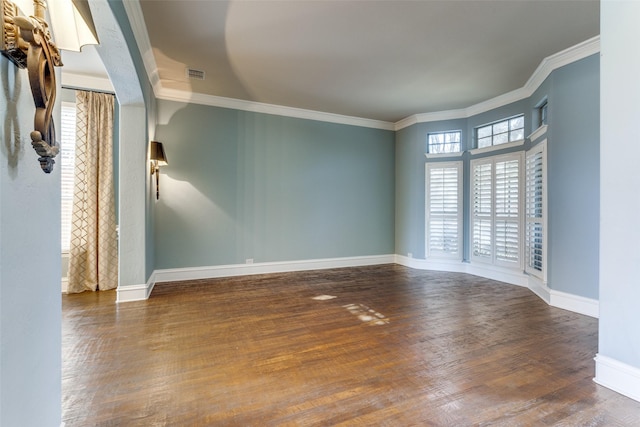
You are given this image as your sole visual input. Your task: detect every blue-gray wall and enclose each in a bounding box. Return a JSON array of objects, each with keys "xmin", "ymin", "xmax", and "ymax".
[
  {"xmin": 395, "ymin": 53, "xmax": 600, "ymax": 299},
  {"xmin": 153, "ymin": 101, "xmax": 395, "ymax": 269},
  {"xmin": 1, "ymin": 56, "xmax": 61, "ymax": 426},
  {"xmin": 108, "ymin": 0, "xmax": 158, "ymax": 281},
  {"xmin": 546, "ymin": 55, "xmax": 600, "ymax": 299}
]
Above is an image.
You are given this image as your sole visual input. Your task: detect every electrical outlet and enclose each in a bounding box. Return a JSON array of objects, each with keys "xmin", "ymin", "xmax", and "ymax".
[{"xmin": 245, "ymin": 258, "xmax": 254, "ymax": 264}]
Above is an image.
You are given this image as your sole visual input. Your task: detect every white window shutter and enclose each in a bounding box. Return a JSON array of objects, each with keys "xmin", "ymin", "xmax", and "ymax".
[
  {"xmin": 60, "ymin": 102, "xmax": 77, "ymax": 253},
  {"xmin": 472, "ymin": 161, "xmax": 492, "ymax": 259},
  {"xmin": 526, "ymin": 143, "xmax": 545, "ymax": 278},
  {"xmin": 426, "ymin": 162, "xmax": 462, "ymax": 259}
]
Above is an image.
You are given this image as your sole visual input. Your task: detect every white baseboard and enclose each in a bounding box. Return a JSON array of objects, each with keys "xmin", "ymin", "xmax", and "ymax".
[
  {"xmin": 394, "ymin": 255, "xmax": 467, "ymax": 273},
  {"xmin": 551, "ymin": 289, "xmax": 599, "ymax": 318},
  {"xmin": 395, "ymin": 255, "xmax": 529, "ymax": 287},
  {"xmin": 595, "ymin": 354, "xmax": 640, "ymax": 403},
  {"xmin": 528, "ymin": 275, "xmax": 551, "ymax": 304},
  {"xmin": 118, "ymin": 254, "xmax": 599, "ymax": 321},
  {"xmin": 153, "ymin": 254, "xmax": 395, "ymax": 284},
  {"xmin": 395, "ymin": 255, "xmax": 600, "ymax": 319},
  {"xmin": 116, "ymin": 272, "xmax": 156, "ymax": 303}
]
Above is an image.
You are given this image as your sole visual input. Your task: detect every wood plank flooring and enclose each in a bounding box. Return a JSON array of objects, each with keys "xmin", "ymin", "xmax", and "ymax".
[{"xmin": 62, "ymin": 265, "xmax": 640, "ymax": 426}]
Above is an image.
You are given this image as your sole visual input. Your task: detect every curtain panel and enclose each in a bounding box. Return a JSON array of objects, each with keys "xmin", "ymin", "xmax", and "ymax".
[{"xmin": 67, "ymin": 90, "xmax": 118, "ymax": 293}]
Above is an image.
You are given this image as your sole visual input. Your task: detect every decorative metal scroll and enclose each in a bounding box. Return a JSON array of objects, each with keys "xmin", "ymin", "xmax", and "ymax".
[{"xmin": 1, "ymin": 0, "xmax": 62, "ymax": 173}]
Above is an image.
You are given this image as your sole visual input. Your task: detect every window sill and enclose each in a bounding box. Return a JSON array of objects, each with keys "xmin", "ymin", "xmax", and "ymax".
[
  {"xmin": 425, "ymin": 151, "xmax": 464, "ymax": 159},
  {"xmin": 528, "ymin": 125, "xmax": 548, "ymax": 142},
  {"xmin": 469, "ymin": 139, "xmax": 524, "ymax": 156}
]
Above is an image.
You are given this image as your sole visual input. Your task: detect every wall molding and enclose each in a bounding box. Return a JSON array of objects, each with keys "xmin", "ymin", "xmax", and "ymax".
[
  {"xmin": 394, "ymin": 255, "xmax": 599, "ymax": 318},
  {"xmin": 155, "ymin": 87, "xmax": 395, "ymax": 130},
  {"xmin": 550, "ymin": 290, "xmax": 599, "ymax": 318},
  {"xmin": 154, "ymin": 255, "xmax": 395, "ymax": 284},
  {"xmin": 394, "ymin": 36, "xmax": 600, "ymax": 130},
  {"xmin": 122, "ymin": 0, "xmax": 598, "ymax": 132},
  {"xmin": 595, "ymin": 354, "xmax": 640, "ymax": 403},
  {"xmin": 116, "ymin": 272, "xmax": 156, "ymax": 303},
  {"xmin": 528, "ymin": 275, "xmax": 551, "ymax": 304}
]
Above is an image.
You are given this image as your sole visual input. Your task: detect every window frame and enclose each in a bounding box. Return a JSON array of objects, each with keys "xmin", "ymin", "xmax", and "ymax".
[
  {"xmin": 475, "ymin": 114, "xmax": 525, "ymax": 150},
  {"xmin": 525, "ymin": 140, "xmax": 547, "ymax": 281},
  {"xmin": 427, "ymin": 130, "xmax": 462, "ymax": 155},
  {"xmin": 425, "ymin": 161, "xmax": 463, "ymax": 260},
  {"xmin": 470, "ymin": 152, "xmax": 524, "ymax": 269}
]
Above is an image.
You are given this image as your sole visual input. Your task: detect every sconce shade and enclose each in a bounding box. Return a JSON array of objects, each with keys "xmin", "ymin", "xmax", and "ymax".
[
  {"xmin": 10, "ymin": 0, "xmax": 98, "ymax": 52},
  {"xmin": 150, "ymin": 141, "xmax": 168, "ymax": 166}
]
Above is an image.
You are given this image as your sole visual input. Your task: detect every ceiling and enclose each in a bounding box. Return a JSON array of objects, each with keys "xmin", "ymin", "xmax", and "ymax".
[{"xmin": 62, "ymin": 0, "xmax": 600, "ymax": 123}]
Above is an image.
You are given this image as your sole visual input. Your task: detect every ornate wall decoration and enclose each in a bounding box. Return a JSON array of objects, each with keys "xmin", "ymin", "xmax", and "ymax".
[{"xmin": 2, "ymin": 0, "xmax": 62, "ymax": 173}]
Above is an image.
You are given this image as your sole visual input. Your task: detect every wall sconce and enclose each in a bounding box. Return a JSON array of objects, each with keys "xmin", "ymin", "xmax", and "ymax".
[
  {"xmin": 150, "ymin": 141, "xmax": 168, "ymax": 200},
  {"xmin": 1, "ymin": 0, "xmax": 98, "ymax": 173}
]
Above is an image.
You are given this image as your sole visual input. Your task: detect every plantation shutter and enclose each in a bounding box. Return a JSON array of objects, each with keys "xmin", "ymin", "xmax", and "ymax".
[
  {"xmin": 61, "ymin": 102, "xmax": 77, "ymax": 253},
  {"xmin": 472, "ymin": 161, "xmax": 492, "ymax": 259},
  {"xmin": 526, "ymin": 144, "xmax": 545, "ymax": 277},
  {"xmin": 495, "ymin": 159, "xmax": 520, "ymax": 264},
  {"xmin": 426, "ymin": 162, "xmax": 462, "ymax": 258}
]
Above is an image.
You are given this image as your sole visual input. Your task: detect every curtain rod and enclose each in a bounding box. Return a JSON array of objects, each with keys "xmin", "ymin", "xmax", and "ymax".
[{"xmin": 61, "ymin": 85, "xmax": 115, "ymax": 95}]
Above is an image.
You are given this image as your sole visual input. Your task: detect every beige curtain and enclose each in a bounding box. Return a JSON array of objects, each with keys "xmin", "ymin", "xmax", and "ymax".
[{"xmin": 67, "ymin": 90, "xmax": 118, "ymax": 293}]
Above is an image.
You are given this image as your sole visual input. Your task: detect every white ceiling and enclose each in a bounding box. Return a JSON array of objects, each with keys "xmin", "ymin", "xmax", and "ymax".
[{"xmin": 63, "ymin": 0, "xmax": 600, "ymax": 123}]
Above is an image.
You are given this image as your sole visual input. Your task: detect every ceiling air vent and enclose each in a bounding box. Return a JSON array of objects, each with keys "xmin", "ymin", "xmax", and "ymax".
[{"xmin": 186, "ymin": 68, "xmax": 205, "ymax": 80}]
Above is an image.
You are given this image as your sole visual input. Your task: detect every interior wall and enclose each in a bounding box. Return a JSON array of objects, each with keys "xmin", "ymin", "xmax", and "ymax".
[
  {"xmin": 547, "ymin": 54, "xmax": 600, "ymax": 300},
  {"xmin": 153, "ymin": 100, "xmax": 396, "ymax": 269},
  {"xmin": 394, "ymin": 54, "xmax": 600, "ymax": 300},
  {"xmin": 598, "ymin": 0, "xmax": 640, "ymax": 377},
  {"xmin": 0, "ymin": 57, "xmax": 61, "ymax": 425}
]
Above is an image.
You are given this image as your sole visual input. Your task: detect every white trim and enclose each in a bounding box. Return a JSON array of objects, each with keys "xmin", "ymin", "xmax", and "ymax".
[
  {"xmin": 61, "ymin": 72, "xmax": 114, "ymax": 92},
  {"xmin": 121, "ymin": 0, "xmax": 160, "ymax": 91},
  {"xmin": 394, "ymin": 255, "xmax": 529, "ymax": 287},
  {"xmin": 155, "ymin": 87, "xmax": 395, "ymax": 130},
  {"xmin": 527, "ymin": 275, "xmax": 550, "ymax": 304},
  {"xmin": 116, "ymin": 271, "xmax": 156, "ymax": 303},
  {"xmin": 123, "ymin": 0, "xmax": 597, "ymax": 132},
  {"xmin": 466, "ymin": 263, "xmax": 528, "ymax": 287},
  {"xmin": 528, "ymin": 124, "xmax": 548, "ymax": 142},
  {"xmin": 153, "ymin": 255, "xmax": 395, "ymax": 284},
  {"xmin": 61, "ymin": 277, "xmax": 68, "ymax": 294},
  {"xmin": 469, "ymin": 139, "xmax": 525, "ymax": 156},
  {"xmin": 550, "ymin": 290, "xmax": 599, "ymax": 318},
  {"xmin": 425, "ymin": 161, "xmax": 464, "ymax": 260},
  {"xmin": 396, "ymin": 255, "xmax": 600, "ymax": 319},
  {"xmin": 595, "ymin": 354, "xmax": 640, "ymax": 403},
  {"xmin": 394, "ymin": 36, "xmax": 600, "ymax": 130},
  {"xmin": 425, "ymin": 151, "xmax": 464, "ymax": 159}
]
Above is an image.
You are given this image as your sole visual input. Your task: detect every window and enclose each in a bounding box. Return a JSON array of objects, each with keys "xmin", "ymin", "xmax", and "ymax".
[
  {"xmin": 428, "ymin": 130, "xmax": 461, "ymax": 154},
  {"xmin": 476, "ymin": 115, "xmax": 524, "ymax": 149},
  {"xmin": 525, "ymin": 141, "xmax": 546, "ymax": 279},
  {"xmin": 61, "ymin": 102, "xmax": 77, "ymax": 253},
  {"xmin": 425, "ymin": 162, "xmax": 463, "ymax": 259},
  {"xmin": 538, "ymin": 101, "xmax": 548, "ymax": 127},
  {"xmin": 471, "ymin": 153, "xmax": 523, "ymax": 267}
]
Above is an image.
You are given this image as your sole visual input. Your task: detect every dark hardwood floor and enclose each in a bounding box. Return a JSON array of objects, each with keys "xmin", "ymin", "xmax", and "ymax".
[{"xmin": 62, "ymin": 265, "xmax": 640, "ymax": 426}]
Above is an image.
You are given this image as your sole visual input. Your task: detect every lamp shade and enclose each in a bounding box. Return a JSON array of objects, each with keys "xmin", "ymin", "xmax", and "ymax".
[
  {"xmin": 12, "ymin": 0, "xmax": 99, "ymax": 52},
  {"xmin": 150, "ymin": 141, "xmax": 168, "ymax": 166}
]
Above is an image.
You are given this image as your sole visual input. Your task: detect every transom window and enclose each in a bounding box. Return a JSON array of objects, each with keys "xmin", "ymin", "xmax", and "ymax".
[
  {"xmin": 428, "ymin": 130, "xmax": 461, "ymax": 154},
  {"xmin": 476, "ymin": 115, "xmax": 524, "ymax": 149}
]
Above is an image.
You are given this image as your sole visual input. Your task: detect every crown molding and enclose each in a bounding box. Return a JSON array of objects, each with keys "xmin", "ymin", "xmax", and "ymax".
[
  {"xmin": 123, "ymin": 1, "xmax": 599, "ymax": 132},
  {"xmin": 122, "ymin": 0, "xmax": 161, "ymax": 90},
  {"xmin": 155, "ymin": 87, "xmax": 395, "ymax": 130},
  {"xmin": 394, "ymin": 35, "xmax": 601, "ymax": 130}
]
